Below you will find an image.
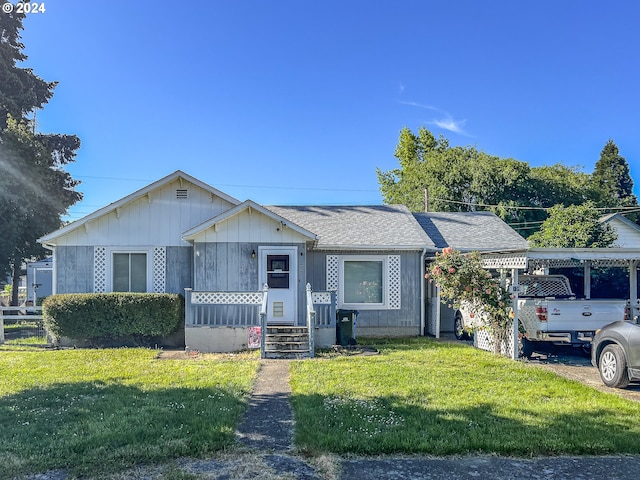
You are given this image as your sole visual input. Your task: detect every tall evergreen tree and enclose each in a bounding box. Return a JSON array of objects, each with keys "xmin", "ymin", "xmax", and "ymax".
[
  {"xmin": 591, "ymin": 140, "xmax": 638, "ymax": 222},
  {"xmin": 0, "ymin": 11, "xmax": 81, "ymax": 303},
  {"xmin": 0, "ymin": 10, "xmax": 55, "ymax": 129}
]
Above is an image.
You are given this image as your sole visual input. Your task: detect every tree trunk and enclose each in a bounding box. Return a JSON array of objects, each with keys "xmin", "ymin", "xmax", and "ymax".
[{"xmin": 11, "ymin": 259, "xmax": 20, "ymax": 306}]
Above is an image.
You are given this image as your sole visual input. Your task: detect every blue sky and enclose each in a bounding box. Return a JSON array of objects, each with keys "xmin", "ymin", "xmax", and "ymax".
[{"xmin": 19, "ymin": 0, "xmax": 640, "ymax": 222}]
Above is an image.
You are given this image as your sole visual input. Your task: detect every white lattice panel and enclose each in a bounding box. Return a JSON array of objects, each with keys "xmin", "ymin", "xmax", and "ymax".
[
  {"xmin": 326, "ymin": 255, "xmax": 339, "ymax": 290},
  {"xmin": 94, "ymin": 247, "xmax": 107, "ymax": 292},
  {"xmin": 388, "ymin": 255, "xmax": 401, "ymax": 309},
  {"xmin": 473, "ymin": 320, "xmax": 515, "ymax": 357},
  {"xmin": 192, "ymin": 291, "xmax": 263, "ymax": 305},
  {"xmin": 482, "ymin": 255, "xmax": 527, "ymax": 269},
  {"xmin": 153, "ymin": 247, "xmax": 166, "ymax": 293},
  {"xmin": 312, "ymin": 292, "xmax": 332, "ymax": 304}
]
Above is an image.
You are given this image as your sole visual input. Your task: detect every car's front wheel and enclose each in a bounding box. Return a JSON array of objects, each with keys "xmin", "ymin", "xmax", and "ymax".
[
  {"xmin": 454, "ymin": 311, "xmax": 468, "ymax": 340},
  {"xmin": 598, "ymin": 344, "xmax": 630, "ymax": 388}
]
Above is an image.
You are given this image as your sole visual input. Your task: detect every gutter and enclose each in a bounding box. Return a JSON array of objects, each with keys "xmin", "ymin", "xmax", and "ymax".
[{"xmin": 313, "ymin": 244, "xmax": 426, "ymax": 252}]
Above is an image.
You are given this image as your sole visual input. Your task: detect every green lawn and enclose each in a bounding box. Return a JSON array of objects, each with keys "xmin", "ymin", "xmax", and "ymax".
[
  {"xmin": 291, "ymin": 337, "xmax": 640, "ymax": 456},
  {"xmin": 0, "ymin": 346, "xmax": 259, "ymax": 478},
  {"xmin": 4, "ymin": 338, "xmax": 640, "ymax": 478}
]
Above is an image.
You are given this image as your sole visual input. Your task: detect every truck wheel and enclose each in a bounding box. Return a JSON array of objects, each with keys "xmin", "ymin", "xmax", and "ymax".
[
  {"xmin": 454, "ymin": 312, "xmax": 467, "ymax": 340},
  {"xmin": 520, "ymin": 336, "xmax": 534, "ymax": 359},
  {"xmin": 598, "ymin": 344, "xmax": 630, "ymax": 388}
]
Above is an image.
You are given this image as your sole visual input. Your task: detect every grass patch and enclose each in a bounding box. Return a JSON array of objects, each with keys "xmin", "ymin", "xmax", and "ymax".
[
  {"xmin": 0, "ymin": 346, "xmax": 259, "ymax": 478},
  {"xmin": 291, "ymin": 337, "xmax": 640, "ymax": 456}
]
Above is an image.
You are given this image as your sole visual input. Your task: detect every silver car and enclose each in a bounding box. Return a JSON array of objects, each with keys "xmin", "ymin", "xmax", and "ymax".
[{"xmin": 591, "ymin": 320, "xmax": 640, "ymax": 388}]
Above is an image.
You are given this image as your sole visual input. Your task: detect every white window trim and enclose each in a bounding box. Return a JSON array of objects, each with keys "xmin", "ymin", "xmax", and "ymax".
[
  {"xmin": 106, "ymin": 247, "xmax": 153, "ymax": 293},
  {"xmin": 338, "ymin": 255, "xmax": 390, "ymax": 310}
]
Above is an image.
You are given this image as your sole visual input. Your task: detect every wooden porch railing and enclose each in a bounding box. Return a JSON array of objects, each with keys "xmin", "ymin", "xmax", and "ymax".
[
  {"xmin": 184, "ymin": 288, "xmax": 265, "ymax": 327},
  {"xmin": 184, "ymin": 285, "xmax": 335, "ymax": 357}
]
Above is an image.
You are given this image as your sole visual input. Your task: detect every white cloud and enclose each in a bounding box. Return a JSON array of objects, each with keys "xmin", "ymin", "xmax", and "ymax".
[{"xmin": 399, "ymin": 101, "xmax": 470, "ymax": 136}]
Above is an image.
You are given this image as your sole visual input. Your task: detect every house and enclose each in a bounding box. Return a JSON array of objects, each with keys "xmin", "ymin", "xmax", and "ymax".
[
  {"xmin": 38, "ymin": 171, "xmax": 530, "ymax": 352},
  {"xmin": 26, "ymin": 257, "xmax": 53, "ymax": 305},
  {"xmin": 599, "ymin": 213, "xmax": 640, "ymax": 248},
  {"xmin": 38, "ymin": 171, "xmax": 437, "ymax": 352}
]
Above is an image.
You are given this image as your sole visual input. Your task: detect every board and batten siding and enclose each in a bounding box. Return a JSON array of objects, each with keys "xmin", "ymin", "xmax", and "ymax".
[
  {"xmin": 611, "ymin": 219, "xmax": 640, "ymax": 248},
  {"xmin": 193, "ymin": 242, "xmax": 308, "ymax": 324},
  {"xmin": 165, "ymin": 246, "xmax": 192, "ymax": 294},
  {"xmin": 53, "ymin": 245, "xmax": 192, "ymax": 295},
  {"xmin": 189, "ymin": 208, "xmax": 311, "ymax": 244},
  {"xmin": 305, "ymin": 250, "xmax": 423, "ymax": 335},
  {"xmin": 49, "ymin": 179, "xmax": 236, "ymax": 247},
  {"xmin": 54, "ymin": 246, "xmax": 94, "ymax": 294}
]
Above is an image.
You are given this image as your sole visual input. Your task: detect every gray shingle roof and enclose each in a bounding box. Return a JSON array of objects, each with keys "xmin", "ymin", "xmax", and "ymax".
[
  {"xmin": 413, "ymin": 211, "xmax": 528, "ymax": 252},
  {"xmin": 267, "ymin": 205, "xmax": 431, "ymax": 250}
]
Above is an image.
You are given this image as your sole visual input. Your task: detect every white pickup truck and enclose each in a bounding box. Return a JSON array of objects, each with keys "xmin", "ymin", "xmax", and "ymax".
[{"xmin": 455, "ymin": 274, "xmax": 628, "ymax": 356}]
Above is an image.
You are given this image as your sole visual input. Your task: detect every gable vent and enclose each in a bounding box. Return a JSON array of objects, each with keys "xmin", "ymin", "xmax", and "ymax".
[{"xmin": 176, "ymin": 189, "xmax": 189, "ymax": 199}]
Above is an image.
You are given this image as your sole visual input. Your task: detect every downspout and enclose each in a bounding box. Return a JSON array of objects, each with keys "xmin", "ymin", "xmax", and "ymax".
[{"xmin": 420, "ymin": 247, "xmax": 427, "ymax": 336}]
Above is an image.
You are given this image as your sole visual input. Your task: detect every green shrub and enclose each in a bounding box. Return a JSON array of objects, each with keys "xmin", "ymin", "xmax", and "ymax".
[{"xmin": 42, "ymin": 293, "xmax": 183, "ymax": 345}]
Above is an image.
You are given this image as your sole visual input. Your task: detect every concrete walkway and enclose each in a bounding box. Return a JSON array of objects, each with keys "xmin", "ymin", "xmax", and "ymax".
[{"xmin": 235, "ymin": 359, "xmax": 295, "ymax": 451}]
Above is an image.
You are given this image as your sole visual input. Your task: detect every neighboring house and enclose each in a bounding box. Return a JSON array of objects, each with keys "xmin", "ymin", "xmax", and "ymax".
[
  {"xmin": 599, "ymin": 213, "xmax": 640, "ymax": 248},
  {"xmin": 413, "ymin": 211, "xmax": 529, "ymax": 336},
  {"xmin": 26, "ymin": 257, "xmax": 53, "ymax": 305}
]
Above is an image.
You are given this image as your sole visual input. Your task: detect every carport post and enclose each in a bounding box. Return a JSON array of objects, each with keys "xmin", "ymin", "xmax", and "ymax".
[
  {"xmin": 511, "ymin": 268, "xmax": 519, "ymax": 360},
  {"xmin": 631, "ymin": 260, "xmax": 639, "ymax": 320}
]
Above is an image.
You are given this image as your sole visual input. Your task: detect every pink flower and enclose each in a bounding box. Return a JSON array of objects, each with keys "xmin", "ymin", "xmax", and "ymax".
[
  {"xmin": 465, "ymin": 286, "xmax": 471, "ymax": 292},
  {"xmin": 485, "ymin": 288, "xmax": 492, "ymax": 294},
  {"xmin": 448, "ymin": 267, "xmax": 456, "ymax": 273},
  {"xmin": 442, "ymin": 247, "xmax": 453, "ymax": 256}
]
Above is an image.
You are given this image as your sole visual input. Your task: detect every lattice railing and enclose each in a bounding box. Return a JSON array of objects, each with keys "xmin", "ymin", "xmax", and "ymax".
[
  {"xmin": 311, "ymin": 290, "xmax": 336, "ymax": 327},
  {"xmin": 185, "ymin": 288, "xmax": 266, "ymax": 327}
]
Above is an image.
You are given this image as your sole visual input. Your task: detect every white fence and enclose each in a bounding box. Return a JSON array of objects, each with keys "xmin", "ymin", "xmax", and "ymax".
[{"xmin": 0, "ymin": 306, "xmax": 47, "ymax": 344}]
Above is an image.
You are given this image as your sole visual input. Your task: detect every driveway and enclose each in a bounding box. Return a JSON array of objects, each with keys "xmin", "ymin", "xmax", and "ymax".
[{"xmin": 525, "ymin": 344, "xmax": 640, "ymax": 402}]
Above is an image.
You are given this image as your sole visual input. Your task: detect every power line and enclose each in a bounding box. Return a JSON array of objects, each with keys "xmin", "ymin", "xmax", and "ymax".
[{"xmin": 73, "ymin": 175, "xmax": 380, "ymax": 193}]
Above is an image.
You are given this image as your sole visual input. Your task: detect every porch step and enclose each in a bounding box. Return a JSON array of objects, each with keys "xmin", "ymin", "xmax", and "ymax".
[{"xmin": 263, "ymin": 325, "xmax": 311, "ymax": 359}]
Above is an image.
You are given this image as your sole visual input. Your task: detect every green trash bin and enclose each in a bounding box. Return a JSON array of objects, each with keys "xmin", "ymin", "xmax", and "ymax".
[{"xmin": 336, "ymin": 309, "xmax": 358, "ymax": 346}]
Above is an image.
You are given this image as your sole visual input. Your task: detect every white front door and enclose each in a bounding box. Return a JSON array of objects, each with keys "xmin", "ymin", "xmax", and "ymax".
[{"xmin": 259, "ymin": 246, "xmax": 297, "ymax": 325}]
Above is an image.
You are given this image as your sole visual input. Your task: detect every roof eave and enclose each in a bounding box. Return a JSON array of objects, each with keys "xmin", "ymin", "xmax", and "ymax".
[{"xmin": 312, "ymin": 244, "xmax": 428, "ymax": 251}]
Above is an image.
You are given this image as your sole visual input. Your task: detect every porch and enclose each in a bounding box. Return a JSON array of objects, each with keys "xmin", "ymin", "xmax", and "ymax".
[{"xmin": 184, "ymin": 284, "xmax": 337, "ymax": 356}]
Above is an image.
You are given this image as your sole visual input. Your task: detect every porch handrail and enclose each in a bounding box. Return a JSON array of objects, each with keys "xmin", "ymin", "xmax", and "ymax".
[
  {"xmin": 306, "ymin": 283, "xmax": 316, "ymax": 358},
  {"xmin": 260, "ymin": 283, "xmax": 268, "ymax": 359}
]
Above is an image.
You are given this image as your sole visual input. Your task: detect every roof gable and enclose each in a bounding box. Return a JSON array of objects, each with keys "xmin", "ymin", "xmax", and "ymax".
[
  {"xmin": 39, "ymin": 170, "xmax": 240, "ymax": 246},
  {"xmin": 600, "ymin": 213, "xmax": 640, "ymax": 248},
  {"xmin": 182, "ymin": 200, "xmax": 317, "ymax": 242}
]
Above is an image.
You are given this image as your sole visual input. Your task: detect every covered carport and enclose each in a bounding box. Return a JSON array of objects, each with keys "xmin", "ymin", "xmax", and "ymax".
[{"xmin": 431, "ymin": 248, "xmax": 640, "ymax": 359}]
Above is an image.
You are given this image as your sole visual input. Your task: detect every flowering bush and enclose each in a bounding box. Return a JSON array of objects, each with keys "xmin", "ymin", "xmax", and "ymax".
[{"xmin": 426, "ymin": 247, "xmax": 513, "ymax": 353}]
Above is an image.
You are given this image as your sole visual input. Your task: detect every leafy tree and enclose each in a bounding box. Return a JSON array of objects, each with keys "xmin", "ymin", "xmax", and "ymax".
[
  {"xmin": 377, "ymin": 127, "xmax": 640, "ymax": 237},
  {"xmin": 377, "ymin": 127, "xmax": 598, "ymax": 237},
  {"xmin": 590, "ymin": 140, "xmax": 639, "ymax": 222},
  {"xmin": 0, "ymin": 11, "xmax": 81, "ymax": 304},
  {"xmin": 527, "ymin": 202, "xmax": 617, "ymax": 248}
]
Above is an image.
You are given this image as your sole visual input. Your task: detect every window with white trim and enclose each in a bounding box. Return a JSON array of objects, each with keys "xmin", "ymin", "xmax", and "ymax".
[
  {"xmin": 113, "ymin": 252, "xmax": 147, "ymax": 292},
  {"xmin": 339, "ymin": 255, "xmax": 390, "ymax": 309}
]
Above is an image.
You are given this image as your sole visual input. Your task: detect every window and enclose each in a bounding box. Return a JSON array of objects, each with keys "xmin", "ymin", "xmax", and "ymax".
[
  {"xmin": 113, "ymin": 253, "xmax": 147, "ymax": 292},
  {"xmin": 339, "ymin": 256, "xmax": 388, "ymax": 309}
]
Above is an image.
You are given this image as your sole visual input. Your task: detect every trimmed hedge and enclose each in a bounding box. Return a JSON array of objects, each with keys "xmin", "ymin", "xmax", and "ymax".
[{"xmin": 42, "ymin": 293, "xmax": 184, "ymax": 345}]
